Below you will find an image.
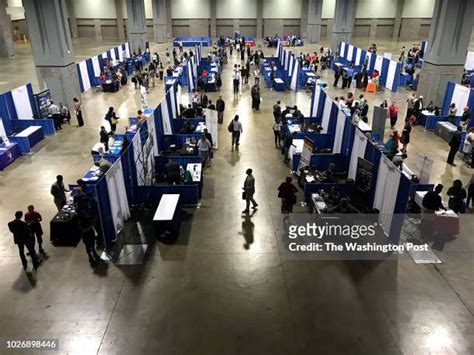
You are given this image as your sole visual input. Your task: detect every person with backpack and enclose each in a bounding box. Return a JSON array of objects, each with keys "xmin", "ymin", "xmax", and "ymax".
[{"xmin": 228, "ymin": 115, "xmax": 243, "ymax": 148}]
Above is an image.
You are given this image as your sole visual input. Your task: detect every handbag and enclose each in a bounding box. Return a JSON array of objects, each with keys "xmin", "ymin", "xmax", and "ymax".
[
  {"xmin": 228, "ymin": 121, "xmax": 233, "ymax": 133},
  {"xmin": 242, "ymin": 191, "xmax": 246, "ymax": 200}
]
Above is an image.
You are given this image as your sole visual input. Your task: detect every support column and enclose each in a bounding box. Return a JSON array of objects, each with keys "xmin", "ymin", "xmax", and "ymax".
[
  {"xmin": 94, "ymin": 19, "xmax": 103, "ymax": 40},
  {"xmin": 392, "ymin": 0, "xmax": 404, "ymax": 40},
  {"xmin": 65, "ymin": 0, "xmax": 78, "ymax": 39},
  {"xmin": 126, "ymin": 0, "xmax": 147, "ymax": 53},
  {"xmin": 369, "ymin": 19, "xmax": 377, "ymax": 40},
  {"xmin": 307, "ymin": 0, "xmax": 322, "ymax": 43},
  {"xmin": 209, "ymin": 0, "xmax": 216, "ymax": 39},
  {"xmin": 152, "ymin": 0, "xmax": 167, "ymax": 43},
  {"xmin": 233, "ymin": 20, "xmax": 239, "ymax": 34},
  {"xmin": 417, "ymin": 0, "xmax": 474, "ymax": 104},
  {"xmin": 115, "ymin": 0, "xmax": 126, "ymax": 41},
  {"xmin": 300, "ymin": 0, "xmax": 308, "ymax": 39},
  {"xmin": 165, "ymin": 0, "xmax": 172, "ymax": 39},
  {"xmin": 0, "ymin": 0, "xmax": 15, "ymax": 57},
  {"xmin": 331, "ymin": 0, "xmax": 356, "ymax": 53},
  {"xmin": 23, "ymin": 0, "xmax": 80, "ymax": 110},
  {"xmin": 256, "ymin": 0, "xmax": 263, "ymax": 39}
]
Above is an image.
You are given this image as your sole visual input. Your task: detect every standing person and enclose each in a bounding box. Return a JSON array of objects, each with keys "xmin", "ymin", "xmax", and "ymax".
[
  {"xmin": 388, "ymin": 101, "xmax": 399, "ymax": 129},
  {"xmin": 466, "ymin": 175, "xmax": 474, "ymax": 209},
  {"xmin": 448, "ymin": 103, "xmax": 457, "ymax": 124},
  {"xmin": 100, "ymin": 126, "xmax": 110, "ymax": 151},
  {"xmin": 273, "ymin": 119, "xmax": 282, "ymax": 147},
  {"xmin": 447, "ymin": 179, "xmax": 467, "ymax": 214},
  {"xmin": 447, "ymin": 126, "xmax": 462, "ymax": 166},
  {"xmin": 158, "ymin": 62, "xmax": 164, "ymax": 80},
  {"xmin": 49, "ymin": 101, "xmax": 62, "ymax": 131},
  {"xmin": 77, "ymin": 210, "xmax": 101, "ymax": 265},
  {"xmin": 232, "ymin": 66, "xmax": 240, "ymax": 94},
  {"xmin": 73, "ymin": 98, "xmax": 84, "ymax": 127},
  {"xmin": 251, "ymin": 83, "xmax": 260, "ymax": 111},
  {"xmin": 104, "ymin": 106, "xmax": 119, "ymax": 132},
  {"xmin": 284, "ymin": 132, "xmax": 297, "ymax": 163},
  {"xmin": 50, "ymin": 175, "xmax": 69, "ymax": 211},
  {"xmin": 197, "ymin": 134, "xmax": 212, "ymax": 168},
  {"xmin": 277, "ymin": 176, "xmax": 298, "ymax": 214},
  {"xmin": 242, "ymin": 168, "xmax": 258, "ymax": 213},
  {"xmin": 229, "ymin": 115, "xmax": 243, "ymax": 148},
  {"xmin": 8, "ymin": 211, "xmax": 40, "ymax": 271},
  {"xmin": 333, "ymin": 66, "xmax": 342, "ymax": 87},
  {"xmin": 24, "ymin": 205, "xmax": 45, "ymax": 254},
  {"xmin": 273, "ymin": 101, "xmax": 282, "ymax": 121},
  {"xmin": 400, "ymin": 121, "xmax": 412, "ymax": 152},
  {"xmin": 216, "ymin": 95, "xmax": 225, "ymax": 124}
]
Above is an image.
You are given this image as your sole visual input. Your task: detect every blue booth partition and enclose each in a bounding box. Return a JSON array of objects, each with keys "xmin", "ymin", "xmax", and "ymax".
[
  {"xmin": 173, "ymin": 37, "xmax": 212, "ymax": 47},
  {"xmin": 172, "ymin": 118, "xmax": 205, "ymax": 132},
  {"xmin": 135, "ymin": 185, "xmax": 199, "ymax": 206},
  {"xmin": 303, "ymin": 183, "xmax": 356, "ymax": 202},
  {"xmin": 155, "ymin": 155, "xmax": 202, "ymax": 177},
  {"xmin": 292, "ymin": 153, "xmax": 347, "ymax": 173},
  {"xmin": 9, "ymin": 119, "xmax": 55, "ymax": 135}
]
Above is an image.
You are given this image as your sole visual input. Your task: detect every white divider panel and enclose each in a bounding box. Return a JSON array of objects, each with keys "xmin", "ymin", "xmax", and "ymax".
[
  {"xmin": 386, "ymin": 60, "xmax": 398, "ymax": 91},
  {"xmin": 79, "ymin": 60, "xmax": 91, "ymax": 91},
  {"xmin": 125, "ymin": 43, "xmax": 131, "ymax": 58},
  {"xmin": 355, "ymin": 49, "xmax": 362, "ymax": 65},
  {"xmin": 373, "ymin": 156, "xmax": 401, "ymax": 234},
  {"xmin": 118, "ymin": 47, "xmax": 124, "ymax": 62},
  {"xmin": 365, "ymin": 52, "xmax": 372, "ymax": 70},
  {"xmin": 105, "ymin": 159, "xmax": 131, "ymax": 234},
  {"xmin": 146, "ymin": 111, "xmax": 159, "ymax": 156},
  {"xmin": 348, "ymin": 129, "xmax": 368, "ymax": 180},
  {"xmin": 102, "ymin": 51, "xmax": 108, "ymax": 60},
  {"xmin": 92, "ymin": 56, "xmax": 101, "ymax": 76},
  {"xmin": 290, "ymin": 59, "xmax": 299, "ymax": 91},
  {"xmin": 11, "ymin": 85, "xmax": 33, "ymax": 119},
  {"xmin": 374, "ymin": 55, "xmax": 383, "ymax": 72},
  {"xmin": 347, "ymin": 45, "xmax": 354, "ymax": 62},
  {"xmin": 0, "ymin": 118, "xmax": 8, "ymax": 138},
  {"xmin": 310, "ymin": 84, "xmax": 321, "ymax": 117},
  {"xmin": 161, "ymin": 100, "xmax": 173, "ymax": 135},
  {"xmin": 169, "ymin": 87, "xmax": 177, "ymax": 119},
  {"xmin": 333, "ymin": 110, "xmax": 346, "ymax": 154},
  {"xmin": 321, "ymin": 96, "xmax": 332, "ymax": 134},
  {"xmin": 451, "ymin": 84, "xmax": 470, "ymax": 112},
  {"xmin": 340, "ymin": 42, "xmax": 347, "ymax": 58},
  {"xmin": 289, "ymin": 55, "xmax": 294, "ymax": 76},
  {"xmin": 466, "ymin": 52, "xmax": 474, "ymax": 70}
]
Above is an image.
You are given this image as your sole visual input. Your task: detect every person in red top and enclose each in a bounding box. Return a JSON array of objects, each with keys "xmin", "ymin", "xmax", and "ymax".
[
  {"xmin": 278, "ymin": 176, "xmax": 298, "ymax": 214},
  {"xmin": 392, "ymin": 130, "xmax": 401, "ymax": 149},
  {"xmin": 388, "ymin": 101, "xmax": 399, "ymax": 129},
  {"xmin": 25, "ymin": 205, "xmax": 45, "ymax": 254}
]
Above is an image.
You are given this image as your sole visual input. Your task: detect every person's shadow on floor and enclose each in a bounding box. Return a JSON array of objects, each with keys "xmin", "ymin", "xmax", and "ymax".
[{"xmin": 239, "ymin": 211, "xmax": 256, "ymax": 249}]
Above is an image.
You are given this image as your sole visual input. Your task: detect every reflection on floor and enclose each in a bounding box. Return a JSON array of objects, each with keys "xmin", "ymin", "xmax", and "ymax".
[{"xmin": 0, "ymin": 38, "xmax": 472, "ymax": 354}]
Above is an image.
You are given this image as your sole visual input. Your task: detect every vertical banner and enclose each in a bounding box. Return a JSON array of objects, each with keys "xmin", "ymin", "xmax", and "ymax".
[
  {"xmin": 372, "ymin": 106, "xmax": 387, "ymax": 142},
  {"xmin": 79, "ymin": 60, "xmax": 91, "ymax": 91},
  {"xmin": 146, "ymin": 111, "xmax": 159, "ymax": 156},
  {"xmin": 297, "ymin": 137, "xmax": 314, "ymax": 175},
  {"xmin": 415, "ymin": 155, "xmax": 433, "ymax": 184},
  {"xmin": 290, "ymin": 58, "xmax": 299, "ymax": 91},
  {"xmin": 0, "ymin": 118, "xmax": 10, "ymax": 144},
  {"xmin": 160, "ymin": 101, "xmax": 173, "ymax": 135},
  {"xmin": 310, "ymin": 84, "xmax": 321, "ymax": 117},
  {"xmin": 92, "ymin": 56, "xmax": 101, "ymax": 76},
  {"xmin": 333, "ymin": 110, "xmax": 346, "ymax": 154}
]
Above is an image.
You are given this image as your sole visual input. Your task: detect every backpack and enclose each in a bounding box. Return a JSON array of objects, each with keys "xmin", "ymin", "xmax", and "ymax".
[{"xmin": 227, "ymin": 121, "xmax": 233, "ymax": 133}]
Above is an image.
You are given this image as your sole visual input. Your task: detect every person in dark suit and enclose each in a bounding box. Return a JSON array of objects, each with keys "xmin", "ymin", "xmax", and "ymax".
[
  {"xmin": 8, "ymin": 211, "xmax": 40, "ymax": 271},
  {"xmin": 447, "ymin": 126, "xmax": 462, "ymax": 166}
]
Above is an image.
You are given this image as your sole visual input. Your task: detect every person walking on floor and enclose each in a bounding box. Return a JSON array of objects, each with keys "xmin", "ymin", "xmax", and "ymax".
[
  {"xmin": 278, "ymin": 176, "xmax": 298, "ymax": 214},
  {"xmin": 389, "ymin": 101, "xmax": 399, "ymax": 129},
  {"xmin": 50, "ymin": 175, "xmax": 69, "ymax": 211},
  {"xmin": 77, "ymin": 210, "xmax": 101, "ymax": 265},
  {"xmin": 100, "ymin": 126, "xmax": 110, "ymax": 152},
  {"xmin": 73, "ymin": 98, "xmax": 84, "ymax": 127},
  {"xmin": 251, "ymin": 83, "xmax": 260, "ymax": 111},
  {"xmin": 216, "ymin": 95, "xmax": 225, "ymax": 124},
  {"xmin": 466, "ymin": 175, "xmax": 474, "ymax": 210},
  {"xmin": 25, "ymin": 205, "xmax": 45, "ymax": 254},
  {"xmin": 273, "ymin": 101, "xmax": 282, "ymax": 121},
  {"xmin": 232, "ymin": 67, "xmax": 240, "ymax": 94},
  {"xmin": 229, "ymin": 115, "xmax": 243, "ymax": 148},
  {"xmin": 447, "ymin": 126, "xmax": 462, "ymax": 166},
  {"xmin": 242, "ymin": 168, "xmax": 258, "ymax": 213},
  {"xmin": 8, "ymin": 211, "xmax": 40, "ymax": 271}
]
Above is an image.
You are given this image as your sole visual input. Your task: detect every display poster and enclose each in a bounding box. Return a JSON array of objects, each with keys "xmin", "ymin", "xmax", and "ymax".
[
  {"xmin": 415, "ymin": 154, "xmax": 433, "ymax": 184},
  {"xmin": 297, "ymin": 137, "xmax": 314, "ymax": 175}
]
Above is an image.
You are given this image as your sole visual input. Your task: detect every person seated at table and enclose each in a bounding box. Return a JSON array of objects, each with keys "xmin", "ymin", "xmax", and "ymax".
[
  {"xmin": 201, "ymin": 69, "xmax": 208, "ymax": 78},
  {"xmin": 422, "ymin": 184, "xmax": 446, "ymax": 212},
  {"xmin": 94, "ymin": 158, "xmax": 112, "ymax": 176},
  {"xmin": 164, "ymin": 159, "xmax": 181, "ymax": 185},
  {"xmin": 447, "ymin": 179, "xmax": 467, "ymax": 214},
  {"xmin": 330, "ymin": 198, "xmax": 358, "ymax": 214},
  {"xmin": 182, "ymin": 104, "xmax": 195, "ymax": 119},
  {"xmin": 137, "ymin": 110, "xmax": 146, "ymax": 123},
  {"xmin": 180, "ymin": 120, "xmax": 195, "ymax": 134},
  {"xmin": 99, "ymin": 72, "xmax": 106, "ymax": 86},
  {"xmin": 384, "ymin": 135, "xmax": 398, "ymax": 158},
  {"xmin": 166, "ymin": 66, "xmax": 173, "ymax": 77},
  {"xmin": 323, "ymin": 186, "xmax": 342, "ymax": 205},
  {"xmin": 59, "ymin": 102, "xmax": 70, "ymax": 124},
  {"xmin": 318, "ymin": 163, "xmax": 336, "ymax": 183}
]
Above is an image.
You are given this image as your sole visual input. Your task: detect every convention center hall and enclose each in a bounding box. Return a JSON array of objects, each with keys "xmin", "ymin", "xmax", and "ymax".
[{"xmin": 0, "ymin": 0, "xmax": 472, "ymax": 353}]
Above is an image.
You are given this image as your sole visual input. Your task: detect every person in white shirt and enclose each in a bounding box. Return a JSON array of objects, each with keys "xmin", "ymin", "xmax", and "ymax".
[
  {"xmin": 49, "ymin": 102, "xmax": 62, "ymax": 130},
  {"xmin": 140, "ymin": 85, "xmax": 148, "ymax": 109},
  {"xmin": 230, "ymin": 115, "xmax": 243, "ymax": 148},
  {"xmin": 272, "ymin": 119, "xmax": 282, "ymax": 147}
]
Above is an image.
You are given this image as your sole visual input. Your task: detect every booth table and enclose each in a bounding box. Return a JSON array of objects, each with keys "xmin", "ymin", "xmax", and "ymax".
[
  {"xmin": 274, "ymin": 78, "xmax": 286, "ymax": 91},
  {"xmin": 153, "ymin": 194, "xmax": 182, "ymax": 236},
  {"xmin": 203, "ymin": 77, "xmax": 217, "ymax": 92},
  {"xmin": 358, "ymin": 120, "xmax": 372, "ymax": 133},
  {"xmin": 419, "ymin": 111, "xmax": 447, "ymax": 130},
  {"xmin": 0, "ymin": 143, "xmax": 21, "ymax": 170},
  {"xmin": 50, "ymin": 203, "xmax": 81, "ymax": 245},
  {"xmin": 82, "ymin": 165, "xmax": 101, "ymax": 182},
  {"xmin": 8, "ymin": 126, "xmax": 44, "ymax": 154},
  {"xmin": 287, "ymin": 123, "xmax": 301, "ymax": 134},
  {"xmin": 165, "ymin": 79, "xmax": 177, "ymax": 92},
  {"xmin": 435, "ymin": 121, "xmax": 457, "ymax": 142},
  {"xmin": 311, "ymin": 193, "xmax": 328, "ymax": 214},
  {"xmin": 102, "ymin": 80, "xmax": 118, "ymax": 93}
]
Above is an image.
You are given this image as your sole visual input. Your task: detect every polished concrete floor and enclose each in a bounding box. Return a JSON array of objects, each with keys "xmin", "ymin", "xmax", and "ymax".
[{"xmin": 0, "ymin": 38, "xmax": 473, "ymax": 354}]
